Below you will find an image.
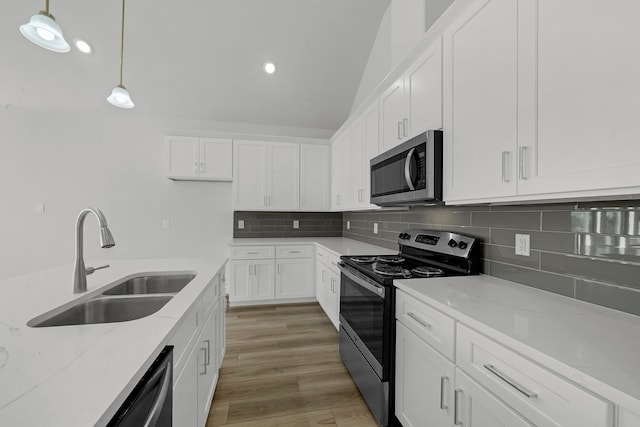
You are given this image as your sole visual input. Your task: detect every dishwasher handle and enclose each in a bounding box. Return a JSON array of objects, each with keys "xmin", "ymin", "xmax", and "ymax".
[{"xmin": 143, "ymin": 359, "xmax": 172, "ymax": 427}]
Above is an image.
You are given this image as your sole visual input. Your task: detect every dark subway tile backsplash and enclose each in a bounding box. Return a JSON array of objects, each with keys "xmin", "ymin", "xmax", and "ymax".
[{"xmin": 233, "ymin": 211, "xmax": 342, "ymax": 238}]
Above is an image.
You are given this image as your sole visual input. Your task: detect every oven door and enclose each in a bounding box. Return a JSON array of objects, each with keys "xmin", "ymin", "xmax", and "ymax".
[{"xmin": 338, "ymin": 263, "xmax": 392, "ymax": 380}]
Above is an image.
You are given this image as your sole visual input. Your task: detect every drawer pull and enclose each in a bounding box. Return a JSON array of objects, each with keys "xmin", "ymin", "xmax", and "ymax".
[
  {"xmin": 440, "ymin": 376, "xmax": 449, "ymax": 410},
  {"xmin": 453, "ymin": 388, "xmax": 462, "ymax": 425},
  {"xmin": 484, "ymin": 364, "xmax": 538, "ymax": 398},
  {"xmin": 407, "ymin": 312, "xmax": 431, "ymax": 328},
  {"xmin": 288, "ymin": 250, "xmax": 301, "ymax": 253},
  {"xmin": 247, "ymin": 251, "xmax": 259, "ymax": 255}
]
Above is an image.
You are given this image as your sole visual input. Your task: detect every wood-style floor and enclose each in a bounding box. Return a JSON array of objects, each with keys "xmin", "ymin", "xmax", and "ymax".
[{"xmin": 206, "ymin": 302, "xmax": 379, "ymax": 427}]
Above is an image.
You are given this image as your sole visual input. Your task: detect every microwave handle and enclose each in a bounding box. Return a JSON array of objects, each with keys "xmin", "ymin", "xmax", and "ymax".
[{"xmin": 404, "ymin": 147, "xmax": 416, "ymax": 191}]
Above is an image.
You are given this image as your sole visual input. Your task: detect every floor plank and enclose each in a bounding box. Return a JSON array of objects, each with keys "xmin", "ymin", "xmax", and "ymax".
[{"xmin": 206, "ymin": 302, "xmax": 379, "ymax": 427}]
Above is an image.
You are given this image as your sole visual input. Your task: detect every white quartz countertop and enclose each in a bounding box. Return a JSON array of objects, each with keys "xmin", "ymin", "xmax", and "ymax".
[
  {"xmin": 229, "ymin": 237, "xmax": 396, "ymax": 257},
  {"xmin": 0, "ymin": 255, "xmax": 228, "ymax": 427},
  {"xmin": 395, "ymin": 275, "xmax": 640, "ymax": 411}
]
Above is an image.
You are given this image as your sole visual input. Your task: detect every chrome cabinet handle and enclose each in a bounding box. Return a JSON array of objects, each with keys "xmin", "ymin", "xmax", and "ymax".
[
  {"xmin": 501, "ymin": 151, "xmax": 510, "ymax": 183},
  {"xmin": 194, "ymin": 161, "xmax": 199, "ymax": 173},
  {"xmin": 453, "ymin": 388, "xmax": 462, "ymax": 425},
  {"xmin": 142, "ymin": 361, "xmax": 172, "ymax": 427},
  {"xmin": 268, "ymin": 195, "xmax": 271, "ymax": 206},
  {"xmin": 247, "ymin": 251, "xmax": 259, "ymax": 255},
  {"xmin": 199, "ymin": 348, "xmax": 207, "ymax": 375},
  {"xmin": 403, "ymin": 118, "xmax": 409, "ymax": 137},
  {"xmin": 289, "ymin": 250, "xmax": 301, "ymax": 253},
  {"xmin": 205, "ymin": 339, "xmax": 211, "ymax": 366},
  {"xmin": 484, "ymin": 364, "xmax": 538, "ymax": 398},
  {"xmin": 277, "ymin": 264, "xmax": 280, "ymax": 275},
  {"xmin": 200, "ymin": 161, "xmax": 205, "ymax": 173},
  {"xmin": 440, "ymin": 376, "xmax": 449, "ymax": 410},
  {"xmin": 398, "ymin": 121, "xmax": 403, "ymax": 140},
  {"xmin": 519, "ymin": 146, "xmax": 528, "ymax": 180},
  {"xmin": 404, "ymin": 148, "xmax": 416, "ymax": 191},
  {"xmin": 407, "ymin": 312, "xmax": 431, "ymax": 328},
  {"xmin": 321, "ymin": 270, "xmax": 326, "ymax": 282}
]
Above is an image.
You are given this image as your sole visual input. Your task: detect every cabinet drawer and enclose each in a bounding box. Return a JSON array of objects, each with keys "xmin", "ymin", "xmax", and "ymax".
[
  {"xmin": 169, "ymin": 302, "xmax": 201, "ymax": 378},
  {"xmin": 396, "ymin": 290, "xmax": 455, "ymax": 361},
  {"xmin": 456, "ymin": 324, "xmax": 613, "ymax": 427},
  {"xmin": 231, "ymin": 245, "xmax": 275, "ymax": 259},
  {"xmin": 316, "ymin": 247, "xmax": 340, "ymax": 273},
  {"xmin": 276, "ymin": 245, "xmax": 313, "ymax": 258}
]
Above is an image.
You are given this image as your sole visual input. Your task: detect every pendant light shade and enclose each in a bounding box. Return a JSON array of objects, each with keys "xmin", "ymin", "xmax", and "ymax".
[
  {"xmin": 19, "ymin": 2, "xmax": 70, "ymax": 53},
  {"xmin": 107, "ymin": 0, "xmax": 135, "ymax": 109}
]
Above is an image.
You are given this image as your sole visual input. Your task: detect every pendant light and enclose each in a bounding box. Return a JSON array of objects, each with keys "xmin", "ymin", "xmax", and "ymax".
[
  {"xmin": 107, "ymin": 0, "xmax": 134, "ymax": 109},
  {"xmin": 19, "ymin": 0, "xmax": 70, "ymax": 53}
]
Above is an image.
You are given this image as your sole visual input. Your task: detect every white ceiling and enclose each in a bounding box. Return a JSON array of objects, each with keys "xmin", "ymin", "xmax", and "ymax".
[{"xmin": 1, "ymin": 0, "xmax": 390, "ymax": 134}]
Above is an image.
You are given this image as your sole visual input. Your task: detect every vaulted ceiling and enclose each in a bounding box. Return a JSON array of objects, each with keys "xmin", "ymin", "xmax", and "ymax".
[{"xmin": 1, "ymin": 0, "xmax": 389, "ymax": 134}]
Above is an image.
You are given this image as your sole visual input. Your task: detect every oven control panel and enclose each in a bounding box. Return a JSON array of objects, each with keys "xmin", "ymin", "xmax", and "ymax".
[{"xmin": 398, "ymin": 229, "xmax": 476, "ymax": 258}]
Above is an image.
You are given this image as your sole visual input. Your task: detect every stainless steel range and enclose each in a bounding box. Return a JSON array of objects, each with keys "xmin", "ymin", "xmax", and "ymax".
[{"xmin": 338, "ymin": 229, "xmax": 480, "ymax": 426}]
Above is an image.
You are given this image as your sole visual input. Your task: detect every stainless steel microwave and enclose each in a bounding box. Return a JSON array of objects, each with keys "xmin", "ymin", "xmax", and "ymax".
[{"xmin": 370, "ymin": 130, "xmax": 442, "ymax": 206}]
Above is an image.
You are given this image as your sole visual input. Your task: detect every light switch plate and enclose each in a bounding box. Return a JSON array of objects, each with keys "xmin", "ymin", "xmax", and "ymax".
[
  {"xmin": 238, "ymin": 220, "xmax": 245, "ymax": 229},
  {"xmin": 162, "ymin": 219, "xmax": 171, "ymax": 229},
  {"xmin": 373, "ymin": 223, "xmax": 378, "ymax": 234},
  {"xmin": 293, "ymin": 220, "xmax": 299, "ymax": 229},
  {"xmin": 515, "ymin": 233, "xmax": 530, "ymax": 256}
]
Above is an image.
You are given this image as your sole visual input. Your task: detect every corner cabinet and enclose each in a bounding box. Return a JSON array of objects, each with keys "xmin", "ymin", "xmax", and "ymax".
[
  {"xmin": 315, "ymin": 246, "xmax": 340, "ymax": 329},
  {"xmin": 172, "ymin": 264, "xmax": 226, "ymax": 427},
  {"xmin": 165, "ymin": 136, "xmax": 233, "ymax": 181},
  {"xmin": 444, "ymin": 0, "xmax": 640, "ymax": 204},
  {"xmin": 233, "ymin": 140, "xmax": 329, "ymax": 211}
]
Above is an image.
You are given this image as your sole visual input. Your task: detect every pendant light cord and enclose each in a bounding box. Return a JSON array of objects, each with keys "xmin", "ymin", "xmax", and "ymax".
[{"xmin": 119, "ymin": 0, "xmax": 126, "ymax": 87}]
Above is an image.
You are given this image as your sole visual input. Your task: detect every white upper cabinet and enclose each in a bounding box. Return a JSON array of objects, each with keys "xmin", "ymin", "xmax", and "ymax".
[
  {"xmin": 351, "ymin": 101, "xmax": 380, "ymax": 210},
  {"xmin": 300, "ymin": 144, "xmax": 330, "ymax": 211},
  {"xmin": 233, "ymin": 140, "xmax": 268, "ymax": 210},
  {"xmin": 444, "ymin": 0, "xmax": 640, "ymax": 204},
  {"xmin": 267, "ymin": 143, "xmax": 299, "ymax": 210},
  {"xmin": 443, "ymin": 0, "xmax": 518, "ymax": 202},
  {"xmin": 234, "ymin": 140, "xmax": 328, "ymax": 211},
  {"xmin": 330, "ymin": 137, "xmax": 343, "ymax": 211},
  {"xmin": 165, "ymin": 136, "xmax": 233, "ymax": 181},
  {"xmin": 331, "ymin": 130, "xmax": 350, "ymax": 210},
  {"xmin": 380, "ymin": 39, "xmax": 443, "ymax": 152}
]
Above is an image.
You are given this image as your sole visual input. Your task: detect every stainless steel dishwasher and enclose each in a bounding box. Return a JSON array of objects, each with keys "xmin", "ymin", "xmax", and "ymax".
[{"xmin": 107, "ymin": 346, "xmax": 173, "ymax": 427}]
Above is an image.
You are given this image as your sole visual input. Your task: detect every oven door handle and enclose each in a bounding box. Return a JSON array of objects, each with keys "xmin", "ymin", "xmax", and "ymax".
[{"xmin": 338, "ymin": 263, "xmax": 385, "ymax": 298}]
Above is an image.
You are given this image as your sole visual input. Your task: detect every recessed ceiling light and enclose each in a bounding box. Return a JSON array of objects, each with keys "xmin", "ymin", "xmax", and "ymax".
[
  {"xmin": 73, "ymin": 38, "xmax": 92, "ymax": 54},
  {"xmin": 263, "ymin": 61, "xmax": 276, "ymax": 75}
]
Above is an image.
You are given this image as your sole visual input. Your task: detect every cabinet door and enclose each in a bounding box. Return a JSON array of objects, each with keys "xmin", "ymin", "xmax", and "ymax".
[
  {"xmin": 363, "ymin": 101, "xmax": 380, "ymax": 208},
  {"xmin": 253, "ymin": 260, "xmax": 275, "ymax": 301},
  {"xmin": 299, "ymin": 144, "xmax": 330, "ymax": 211},
  {"xmin": 443, "ymin": 0, "xmax": 518, "ymax": 202},
  {"xmin": 173, "ymin": 346, "xmax": 199, "ymax": 427},
  {"xmin": 455, "ymin": 368, "xmax": 533, "ymax": 427},
  {"xmin": 199, "ymin": 138, "xmax": 233, "ymax": 181},
  {"xmin": 395, "ymin": 322, "xmax": 454, "ymax": 427},
  {"xmin": 380, "ymin": 77, "xmax": 406, "ymax": 151},
  {"xmin": 516, "ymin": 0, "xmax": 640, "ymax": 197},
  {"xmin": 275, "ymin": 258, "xmax": 314, "ymax": 299},
  {"xmin": 340, "ymin": 132, "xmax": 352, "ymax": 210},
  {"xmin": 326, "ymin": 269, "xmax": 340, "ymax": 330},
  {"xmin": 197, "ymin": 309, "xmax": 218, "ymax": 427},
  {"xmin": 217, "ymin": 274, "xmax": 226, "ymax": 369},
  {"xmin": 315, "ymin": 261, "xmax": 327, "ymax": 309},
  {"xmin": 233, "ymin": 140, "xmax": 268, "ymax": 210},
  {"xmin": 229, "ymin": 260, "xmax": 252, "ymax": 302},
  {"xmin": 405, "ymin": 38, "xmax": 443, "ymax": 139},
  {"xmin": 267, "ymin": 142, "xmax": 299, "ymax": 210},
  {"xmin": 165, "ymin": 136, "xmax": 199, "ymax": 179},
  {"xmin": 331, "ymin": 138, "xmax": 343, "ymax": 210},
  {"xmin": 350, "ymin": 115, "xmax": 366, "ymax": 208}
]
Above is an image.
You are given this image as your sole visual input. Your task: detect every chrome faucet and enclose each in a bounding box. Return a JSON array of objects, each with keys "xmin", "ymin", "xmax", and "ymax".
[{"xmin": 73, "ymin": 207, "xmax": 116, "ymax": 294}]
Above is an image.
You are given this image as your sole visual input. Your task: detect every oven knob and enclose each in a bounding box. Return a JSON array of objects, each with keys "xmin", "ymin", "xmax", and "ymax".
[
  {"xmin": 458, "ymin": 241, "xmax": 468, "ymax": 250},
  {"xmin": 448, "ymin": 239, "xmax": 457, "ymax": 248}
]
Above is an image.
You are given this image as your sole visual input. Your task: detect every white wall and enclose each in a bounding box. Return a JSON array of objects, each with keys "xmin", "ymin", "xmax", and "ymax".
[{"xmin": 0, "ymin": 106, "xmax": 323, "ymax": 280}]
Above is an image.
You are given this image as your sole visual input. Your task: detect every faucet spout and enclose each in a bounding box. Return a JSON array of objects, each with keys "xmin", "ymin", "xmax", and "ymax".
[{"xmin": 73, "ymin": 207, "xmax": 116, "ymax": 294}]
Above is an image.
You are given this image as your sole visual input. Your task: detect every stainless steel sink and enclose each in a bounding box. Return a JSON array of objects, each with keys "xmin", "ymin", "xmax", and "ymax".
[
  {"xmin": 28, "ymin": 295, "xmax": 172, "ymax": 328},
  {"xmin": 102, "ymin": 274, "xmax": 195, "ymax": 295}
]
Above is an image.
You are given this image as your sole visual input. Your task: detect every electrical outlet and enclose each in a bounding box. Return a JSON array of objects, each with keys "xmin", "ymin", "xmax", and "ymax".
[
  {"xmin": 162, "ymin": 219, "xmax": 171, "ymax": 229},
  {"xmin": 35, "ymin": 203, "xmax": 45, "ymax": 214},
  {"xmin": 373, "ymin": 223, "xmax": 378, "ymax": 234},
  {"xmin": 293, "ymin": 220, "xmax": 299, "ymax": 229},
  {"xmin": 238, "ymin": 220, "xmax": 245, "ymax": 229},
  {"xmin": 515, "ymin": 234, "xmax": 530, "ymax": 256},
  {"xmin": 347, "ymin": 221, "xmax": 351, "ymax": 230}
]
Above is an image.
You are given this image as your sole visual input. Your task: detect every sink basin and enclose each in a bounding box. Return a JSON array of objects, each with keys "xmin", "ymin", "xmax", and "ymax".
[
  {"xmin": 28, "ymin": 295, "xmax": 172, "ymax": 328},
  {"xmin": 102, "ymin": 274, "xmax": 195, "ymax": 295}
]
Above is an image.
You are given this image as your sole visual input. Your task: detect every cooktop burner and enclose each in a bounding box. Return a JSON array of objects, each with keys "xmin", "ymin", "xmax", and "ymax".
[
  {"xmin": 372, "ymin": 262, "xmax": 411, "ymax": 278},
  {"xmin": 350, "ymin": 256, "xmax": 377, "ymax": 264},
  {"xmin": 411, "ymin": 266, "xmax": 445, "ymax": 277},
  {"xmin": 376, "ymin": 255, "xmax": 405, "ymax": 264}
]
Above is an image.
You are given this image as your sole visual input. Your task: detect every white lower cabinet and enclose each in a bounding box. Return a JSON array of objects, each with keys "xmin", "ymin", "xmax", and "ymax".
[
  {"xmin": 172, "ymin": 266, "xmax": 226, "ymax": 427},
  {"xmin": 315, "ymin": 247, "xmax": 340, "ymax": 329},
  {"xmin": 395, "ymin": 322, "xmax": 454, "ymax": 427},
  {"xmin": 229, "ymin": 245, "xmax": 314, "ymax": 306},
  {"xmin": 454, "ymin": 368, "xmax": 533, "ymax": 427}
]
